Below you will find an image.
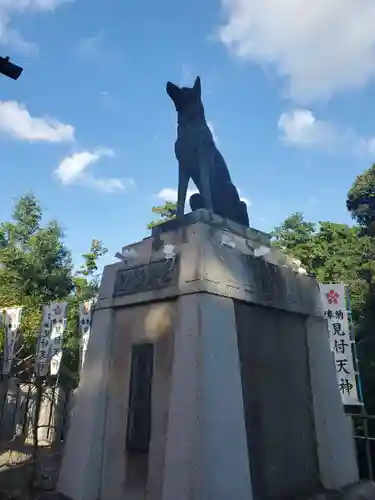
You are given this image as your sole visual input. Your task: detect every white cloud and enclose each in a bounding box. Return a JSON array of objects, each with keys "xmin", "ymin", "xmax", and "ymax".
[
  {"xmin": 219, "ymin": 0, "xmax": 375, "ymax": 102},
  {"xmin": 278, "ymin": 108, "xmax": 375, "ymax": 156},
  {"xmin": 278, "ymin": 109, "xmax": 338, "ymax": 149},
  {"xmin": 54, "ymin": 149, "xmax": 134, "ymax": 193},
  {"xmin": 207, "ymin": 121, "xmax": 219, "ymax": 144},
  {"xmin": 157, "ymin": 187, "xmax": 198, "ymax": 203},
  {"xmin": 88, "ymin": 177, "xmax": 134, "ymax": 193},
  {"xmin": 0, "ymin": 0, "xmax": 67, "ymax": 8},
  {"xmin": 55, "ymin": 151, "xmax": 100, "ymax": 184},
  {"xmin": 0, "ymin": 0, "xmax": 70, "ymax": 52},
  {"xmin": 237, "ymin": 190, "xmax": 251, "ymax": 207},
  {"xmin": 0, "ymin": 100, "xmax": 74, "ymax": 142}
]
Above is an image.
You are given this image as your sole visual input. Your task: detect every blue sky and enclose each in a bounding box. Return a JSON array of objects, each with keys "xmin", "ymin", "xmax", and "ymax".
[{"xmin": 1, "ymin": 0, "xmax": 375, "ymax": 268}]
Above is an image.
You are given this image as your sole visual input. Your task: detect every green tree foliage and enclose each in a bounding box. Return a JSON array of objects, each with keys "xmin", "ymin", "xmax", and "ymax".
[
  {"xmin": 0, "ymin": 193, "xmax": 73, "ymax": 302},
  {"xmin": 272, "ymin": 210, "xmax": 375, "ymax": 411},
  {"xmin": 271, "ymin": 212, "xmax": 316, "ymax": 267},
  {"xmin": 74, "ymin": 239, "xmax": 108, "ymax": 300},
  {"xmin": 147, "ymin": 201, "xmax": 177, "ymax": 229},
  {"xmin": 62, "ymin": 239, "xmax": 107, "ymax": 380},
  {"xmin": 272, "ymin": 216, "xmax": 373, "ymax": 322},
  {"xmin": 0, "ymin": 193, "xmax": 74, "ymax": 353},
  {"xmin": 0, "ymin": 194, "xmax": 108, "ymax": 383},
  {"xmin": 347, "ymin": 164, "xmax": 375, "ymax": 233},
  {"xmin": 345, "ymin": 165, "xmax": 375, "ymax": 410}
]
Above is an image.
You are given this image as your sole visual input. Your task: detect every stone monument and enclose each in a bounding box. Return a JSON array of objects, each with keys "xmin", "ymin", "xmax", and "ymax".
[{"xmin": 55, "ymin": 79, "xmax": 368, "ymax": 500}]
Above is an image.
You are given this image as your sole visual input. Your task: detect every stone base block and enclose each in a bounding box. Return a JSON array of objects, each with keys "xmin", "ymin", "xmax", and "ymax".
[
  {"xmin": 305, "ymin": 481, "xmax": 375, "ymax": 500},
  {"xmin": 56, "ymin": 210, "xmax": 360, "ymax": 500}
]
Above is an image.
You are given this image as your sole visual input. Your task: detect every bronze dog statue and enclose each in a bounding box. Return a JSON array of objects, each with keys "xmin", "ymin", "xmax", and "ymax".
[{"xmin": 166, "ymin": 76, "xmax": 249, "ymax": 227}]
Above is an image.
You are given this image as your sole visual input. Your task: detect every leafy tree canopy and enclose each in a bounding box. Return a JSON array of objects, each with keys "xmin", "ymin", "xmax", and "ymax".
[
  {"xmin": 272, "ymin": 214, "xmax": 375, "ymax": 323},
  {"xmin": 347, "ymin": 164, "xmax": 375, "ymax": 232},
  {"xmin": 0, "ymin": 193, "xmax": 73, "ymax": 307},
  {"xmin": 63, "ymin": 238, "xmax": 107, "ymax": 378},
  {"xmin": 147, "ymin": 201, "xmax": 177, "ymax": 229},
  {"xmin": 272, "ymin": 210, "xmax": 375, "ymax": 411},
  {"xmin": 0, "ymin": 194, "xmax": 74, "ymax": 352},
  {"xmin": 0, "ymin": 194, "xmax": 108, "ymax": 381}
]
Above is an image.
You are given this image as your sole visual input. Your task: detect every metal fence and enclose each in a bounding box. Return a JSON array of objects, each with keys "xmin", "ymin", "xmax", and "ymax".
[
  {"xmin": 347, "ymin": 412, "xmax": 375, "ymax": 481},
  {"xmin": 0, "ymin": 377, "xmax": 74, "ymax": 493},
  {"xmin": 0, "ymin": 377, "xmax": 74, "ymax": 448},
  {"xmin": 0, "ymin": 380, "xmax": 373, "ymax": 487}
]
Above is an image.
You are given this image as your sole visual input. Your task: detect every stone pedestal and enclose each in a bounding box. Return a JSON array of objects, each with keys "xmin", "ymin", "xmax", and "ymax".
[{"xmin": 57, "ymin": 210, "xmax": 359, "ymax": 500}]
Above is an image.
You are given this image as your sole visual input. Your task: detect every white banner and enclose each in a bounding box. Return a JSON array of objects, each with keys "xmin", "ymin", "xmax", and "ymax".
[
  {"xmin": 49, "ymin": 302, "xmax": 67, "ymax": 376},
  {"xmin": 79, "ymin": 300, "xmax": 94, "ymax": 372},
  {"xmin": 319, "ymin": 284, "xmax": 360, "ymax": 405},
  {"xmin": 36, "ymin": 305, "xmax": 52, "ymax": 377},
  {"xmin": 3, "ymin": 307, "xmax": 22, "ymax": 375}
]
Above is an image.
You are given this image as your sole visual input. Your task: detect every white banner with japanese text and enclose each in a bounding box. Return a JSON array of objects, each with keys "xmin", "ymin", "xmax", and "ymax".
[
  {"xmin": 319, "ymin": 283, "xmax": 360, "ymax": 405},
  {"xmin": 35, "ymin": 302, "xmax": 67, "ymax": 377},
  {"xmin": 36, "ymin": 305, "xmax": 52, "ymax": 377},
  {"xmin": 49, "ymin": 302, "xmax": 67, "ymax": 376},
  {"xmin": 79, "ymin": 299, "xmax": 94, "ymax": 373},
  {"xmin": 3, "ymin": 307, "xmax": 22, "ymax": 375}
]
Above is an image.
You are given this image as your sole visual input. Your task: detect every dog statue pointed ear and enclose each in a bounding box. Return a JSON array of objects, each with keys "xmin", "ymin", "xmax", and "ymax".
[
  {"xmin": 166, "ymin": 81, "xmax": 181, "ymax": 101},
  {"xmin": 193, "ymin": 76, "xmax": 201, "ymax": 96}
]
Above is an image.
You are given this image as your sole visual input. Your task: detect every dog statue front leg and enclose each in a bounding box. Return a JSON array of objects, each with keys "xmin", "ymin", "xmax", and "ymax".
[
  {"xmin": 200, "ymin": 165, "xmax": 213, "ymax": 213},
  {"xmin": 177, "ymin": 164, "xmax": 189, "ymax": 220}
]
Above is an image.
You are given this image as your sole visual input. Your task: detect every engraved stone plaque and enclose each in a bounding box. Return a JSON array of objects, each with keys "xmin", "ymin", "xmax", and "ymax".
[{"xmin": 113, "ymin": 257, "xmax": 179, "ymax": 297}]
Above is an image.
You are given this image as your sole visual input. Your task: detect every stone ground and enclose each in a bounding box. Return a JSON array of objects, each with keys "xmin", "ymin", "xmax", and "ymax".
[
  {"xmin": 302, "ymin": 481, "xmax": 375, "ymax": 500},
  {"xmin": 0, "ymin": 438, "xmax": 62, "ymax": 500},
  {"xmin": 0, "ymin": 440, "xmax": 373, "ymax": 500}
]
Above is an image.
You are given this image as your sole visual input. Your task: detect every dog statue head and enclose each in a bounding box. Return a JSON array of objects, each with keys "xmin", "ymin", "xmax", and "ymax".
[{"xmin": 166, "ymin": 76, "xmax": 203, "ymax": 119}]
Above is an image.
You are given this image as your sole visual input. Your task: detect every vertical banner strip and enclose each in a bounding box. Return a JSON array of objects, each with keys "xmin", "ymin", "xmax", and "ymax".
[
  {"xmin": 345, "ymin": 287, "xmax": 365, "ymax": 406},
  {"xmin": 78, "ymin": 299, "xmax": 94, "ymax": 373},
  {"xmin": 36, "ymin": 305, "xmax": 52, "ymax": 377},
  {"xmin": 3, "ymin": 307, "xmax": 22, "ymax": 375},
  {"xmin": 49, "ymin": 302, "xmax": 68, "ymax": 376},
  {"xmin": 319, "ymin": 283, "xmax": 360, "ymax": 406}
]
